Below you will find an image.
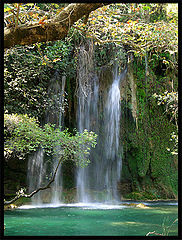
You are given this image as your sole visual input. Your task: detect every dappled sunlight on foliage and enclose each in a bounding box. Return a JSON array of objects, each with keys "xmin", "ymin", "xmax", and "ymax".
[
  {"xmin": 4, "ymin": 113, "xmax": 97, "ymax": 167},
  {"xmin": 74, "ymin": 3, "xmax": 177, "ymax": 60}
]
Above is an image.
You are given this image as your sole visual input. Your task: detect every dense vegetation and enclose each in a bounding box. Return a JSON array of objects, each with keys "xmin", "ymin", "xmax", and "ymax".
[
  {"xmin": 4, "ymin": 3, "xmax": 178, "ymax": 203},
  {"xmin": 121, "ymin": 53, "xmax": 178, "ymax": 200}
]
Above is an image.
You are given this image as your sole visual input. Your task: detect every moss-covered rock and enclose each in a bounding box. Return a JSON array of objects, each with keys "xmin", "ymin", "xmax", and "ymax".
[
  {"xmin": 122, "ymin": 202, "xmax": 150, "ymax": 208},
  {"xmin": 119, "ymin": 53, "xmax": 178, "ymax": 200},
  {"xmin": 4, "ymin": 204, "xmax": 18, "ymax": 211}
]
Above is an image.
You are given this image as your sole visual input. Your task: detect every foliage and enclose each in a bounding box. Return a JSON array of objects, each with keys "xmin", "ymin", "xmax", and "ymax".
[
  {"xmin": 74, "ymin": 3, "xmax": 178, "ymax": 60},
  {"xmin": 4, "ymin": 113, "xmax": 97, "ymax": 167},
  {"xmin": 153, "ymin": 90, "xmax": 178, "ymax": 155},
  {"xmin": 153, "ymin": 91, "xmax": 178, "ymax": 125},
  {"xmin": 4, "ymin": 38, "xmax": 76, "ymax": 119},
  {"xmin": 4, "ymin": 46, "xmax": 51, "ymax": 117},
  {"xmin": 4, "ymin": 3, "xmax": 66, "ymax": 28},
  {"xmin": 135, "ymin": 61, "xmax": 177, "ymax": 195},
  {"xmin": 4, "ymin": 3, "xmax": 178, "ymax": 63},
  {"xmin": 37, "ymin": 39, "xmax": 76, "ymax": 75},
  {"xmin": 94, "ymin": 43, "xmax": 127, "ymax": 71},
  {"xmin": 125, "ymin": 191, "xmax": 157, "ymax": 200},
  {"xmin": 153, "ymin": 91, "xmax": 178, "ymax": 120},
  {"xmin": 121, "ymin": 54, "xmax": 178, "ymax": 199}
]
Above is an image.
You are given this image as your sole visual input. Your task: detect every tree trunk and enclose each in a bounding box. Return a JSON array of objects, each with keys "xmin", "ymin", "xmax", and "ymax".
[{"xmin": 4, "ymin": 3, "xmax": 108, "ymax": 49}]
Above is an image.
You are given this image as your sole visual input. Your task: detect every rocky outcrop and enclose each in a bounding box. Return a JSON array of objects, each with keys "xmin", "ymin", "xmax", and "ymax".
[{"xmin": 122, "ymin": 203, "xmax": 150, "ymax": 208}]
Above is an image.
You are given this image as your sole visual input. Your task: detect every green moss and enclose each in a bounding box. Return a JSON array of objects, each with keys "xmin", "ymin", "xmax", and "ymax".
[
  {"xmin": 128, "ymin": 152, "xmax": 138, "ymax": 177},
  {"xmin": 121, "ymin": 54, "xmax": 178, "ymax": 200},
  {"xmin": 125, "ymin": 190, "xmax": 158, "ymax": 200},
  {"xmin": 14, "ymin": 197, "xmax": 31, "ymax": 206},
  {"xmin": 120, "ymin": 162, "xmax": 131, "ymax": 182},
  {"xmin": 61, "ymin": 189, "xmax": 77, "ymax": 203}
]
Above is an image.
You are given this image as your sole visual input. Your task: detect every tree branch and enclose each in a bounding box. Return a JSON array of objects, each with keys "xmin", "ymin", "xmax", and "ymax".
[
  {"xmin": 4, "ymin": 155, "xmax": 62, "ymax": 205},
  {"xmin": 15, "ymin": 4, "xmax": 20, "ymax": 30},
  {"xmin": 4, "ymin": 3, "xmax": 109, "ymax": 49},
  {"xmin": 146, "ymin": 231, "xmax": 163, "ymax": 236}
]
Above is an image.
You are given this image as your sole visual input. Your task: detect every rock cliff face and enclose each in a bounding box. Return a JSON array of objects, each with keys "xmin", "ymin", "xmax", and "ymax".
[
  {"xmin": 118, "ymin": 54, "xmax": 178, "ymax": 200},
  {"xmin": 120, "ymin": 56, "xmax": 137, "ymax": 123}
]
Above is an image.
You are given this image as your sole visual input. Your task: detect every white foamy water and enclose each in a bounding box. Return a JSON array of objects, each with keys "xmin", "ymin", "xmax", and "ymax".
[
  {"xmin": 18, "ymin": 200, "xmax": 178, "ymax": 210},
  {"xmin": 18, "ymin": 202, "xmax": 127, "ymax": 210}
]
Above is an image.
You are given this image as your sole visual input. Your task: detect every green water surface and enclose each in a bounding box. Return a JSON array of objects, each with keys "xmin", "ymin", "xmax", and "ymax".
[{"xmin": 4, "ymin": 203, "xmax": 178, "ymax": 236}]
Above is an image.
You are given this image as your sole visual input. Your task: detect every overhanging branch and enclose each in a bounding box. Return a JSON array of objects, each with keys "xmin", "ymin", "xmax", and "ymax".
[
  {"xmin": 4, "ymin": 156, "xmax": 62, "ymax": 205},
  {"xmin": 4, "ymin": 3, "xmax": 109, "ymax": 49}
]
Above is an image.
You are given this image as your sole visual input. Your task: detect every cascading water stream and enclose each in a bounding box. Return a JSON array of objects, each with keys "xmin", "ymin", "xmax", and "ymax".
[
  {"xmin": 76, "ymin": 41, "xmax": 126, "ymax": 203},
  {"xmin": 27, "ymin": 147, "xmax": 46, "ymax": 205},
  {"xmin": 51, "ymin": 75, "xmax": 66, "ymax": 204},
  {"xmin": 27, "ymin": 72, "xmax": 66, "ymax": 205},
  {"xmin": 76, "ymin": 75, "xmax": 99, "ymax": 202},
  {"xmin": 102, "ymin": 67, "xmax": 123, "ymax": 202},
  {"xmin": 27, "ymin": 41, "xmax": 126, "ymax": 205}
]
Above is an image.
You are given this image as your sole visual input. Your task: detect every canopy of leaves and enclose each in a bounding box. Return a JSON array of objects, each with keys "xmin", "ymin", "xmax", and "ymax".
[
  {"xmin": 74, "ymin": 3, "xmax": 178, "ymax": 60},
  {"xmin": 4, "ymin": 3, "xmax": 178, "ymax": 69},
  {"xmin": 4, "ymin": 3, "xmax": 67, "ymax": 28},
  {"xmin": 4, "ymin": 37, "xmax": 76, "ymax": 119},
  {"xmin": 4, "ymin": 113, "xmax": 97, "ymax": 167}
]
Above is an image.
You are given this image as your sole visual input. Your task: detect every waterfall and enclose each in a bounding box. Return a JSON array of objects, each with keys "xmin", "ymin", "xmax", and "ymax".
[
  {"xmin": 102, "ymin": 67, "xmax": 123, "ymax": 202},
  {"xmin": 51, "ymin": 75, "xmax": 66, "ymax": 204},
  {"xmin": 27, "ymin": 147, "xmax": 46, "ymax": 205},
  {"xmin": 27, "ymin": 41, "xmax": 126, "ymax": 205},
  {"xmin": 76, "ymin": 41, "xmax": 126, "ymax": 203},
  {"xmin": 76, "ymin": 75, "xmax": 99, "ymax": 202},
  {"xmin": 27, "ymin": 72, "xmax": 66, "ymax": 205}
]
